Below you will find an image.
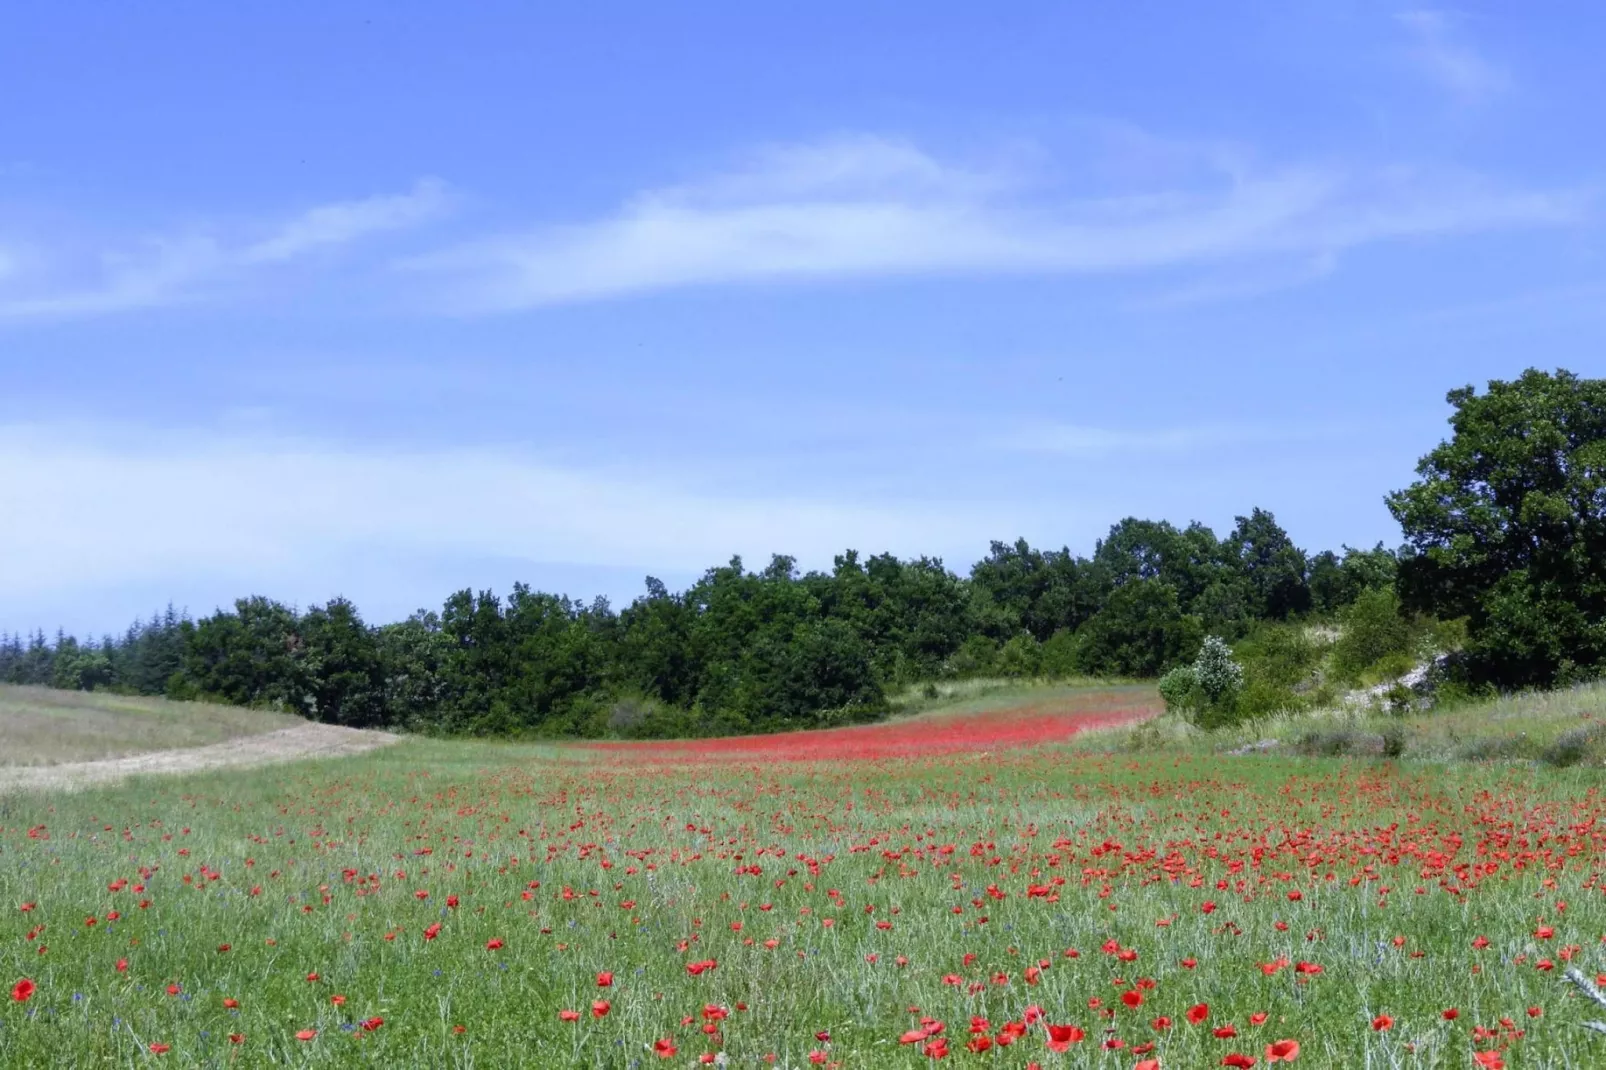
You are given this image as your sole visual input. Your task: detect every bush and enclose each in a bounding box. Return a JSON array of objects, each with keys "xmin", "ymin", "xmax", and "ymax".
[
  {"xmin": 1157, "ymin": 666, "xmax": 1199, "ymax": 714},
  {"xmin": 996, "ymin": 634, "xmax": 1042, "ymax": 678},
  {"xmin": 1234, "ymin": 677, "xmax": 1306, "ymax": 721},
  {"xmin": 1540, "ymin": 722, "xmax": 1606, "ymax": 767},
  {"xmin": 1362, "ymin": 651, "xmax": 1419, "ymax": 687},
  {"xmin": 947, "ymin": 635, "xmax": 999, "ymax": 678},
  {"xmin": 1330, "ymin": 587, "xmax": 1414, "ymax": 683},
  {"xmin": 1294, "ymin": 728, "xmax": 1385, "ymax": 757},
  {"xmin": 1194, "ymin": 636, "xmax": 1244, "ymax": 706},
  {"xmin": 1233, "ymin": 622, "xmax": 1324, "ymax": 690},
  {"xmin": 1039, "ymin": 629, "xmax": 1080, "ymax": 678},
  {"xmin": 1381, "ymin": 724, "xmax": 1407, "ymax": 758},
  {"xmin": 1167, "ymin": 636, "xmax": 1248, "ymax": 730}
]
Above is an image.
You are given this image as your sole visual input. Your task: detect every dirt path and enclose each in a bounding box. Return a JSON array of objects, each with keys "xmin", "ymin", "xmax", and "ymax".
[{"xmin": 0, "ymin": 723, "xmax": 402, "ymax": 792}]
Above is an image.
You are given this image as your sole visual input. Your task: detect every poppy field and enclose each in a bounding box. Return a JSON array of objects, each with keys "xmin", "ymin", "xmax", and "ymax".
[{"xmin": 6, "ymin": 685, "xmax": 1606, "ymax": 1067}]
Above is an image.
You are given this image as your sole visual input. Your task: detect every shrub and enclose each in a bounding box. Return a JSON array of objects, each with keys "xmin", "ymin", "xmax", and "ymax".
[
  {"xmin": 1039, "ymin": 628, "xmax": 1080, "ymax": 678},
  {"xmin": 1234, "ymin": 622, "xmax": 1323, "ymax": 691},
  {"xmin": 1540, "ymin": 722, "xmax": 1606, "ymax": 767},
  {"xmin": 947, "ymin": 635, "xmax": 999, "ymax": 678},
  {"xmin": 1381, "ymin": 724, "xmax": 1407, "ymax": 758},
  {"xmin": 1194, "ymin": 636, "xmax": 1244, "ymax": 707},
  {"xmin": 1361, "ymin": 652, "xmax": 1419, "ymax": 688},
  {"xmin": 1157, "ymin": 666, "xmax": 1199, "ymax": 714},
  {"xmin": 1330, "ymin": 587, "xmax": 1414, "ymax": 683},
  {"xmin": 1234, "ymin": 677, "xmax": 1306, "ymax": 721},
  {"xmin": 1295, "ymin": 729, "xmax": 1385, "ymax": 757},
  {"xmin": 1168, "ymin": 637, "xmax": 1249, "ymax": 730},
  {"xmin": 996, "ymin": 634, "xmax": 1043, "ymax": 678}
]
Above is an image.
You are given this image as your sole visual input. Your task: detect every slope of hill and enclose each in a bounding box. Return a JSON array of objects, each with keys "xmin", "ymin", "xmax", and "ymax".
[{"xmin": 0, "ymin": 684, "xmax": 305, "ymax": 766}]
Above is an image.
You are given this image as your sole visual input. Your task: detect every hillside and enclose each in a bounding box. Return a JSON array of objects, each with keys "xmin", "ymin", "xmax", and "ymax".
[{"xmin": 0, "ymin": 684, "xmax": 305, "ymax": 766}]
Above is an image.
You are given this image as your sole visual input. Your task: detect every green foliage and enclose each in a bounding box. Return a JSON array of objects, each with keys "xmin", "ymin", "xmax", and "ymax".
[
  {"xmin": 181, "ymin": 597, "xmax": 307, "ymax": 709},
  {"xmin": 1329, "ymin": 587, "xmax": 1414, "ymax": 683},
  {"xmin": 1309, "ymin": 543, "xmax": 1398, "ymax": 615},
  {"xmin": 995, "ymin": 633, "xmax": 1042, "ymax": 678},
  {"xmin": 1039, "ymin": 628, "xmax": 1080, "ymax": 678},
  {"xmin": 1073, "ymin": 579, "xmax": 1204, "ymax": 678},
  {"xmin": 1226, "ymin": 508, "xmax": 1311, "ymax": 620},
  {"xmin": 1157, "ymin": 665, "xmax": 1198, "ymax": 714},
  {"xmin": 1193, "ymin": 636, "xmax": 1244, "ymax": 707},
  {"xmin": 298, "ymin": 598, "xmax": 386, "ymax": 727},
  {"xmin": 1233, "ymin": 621, "xmax": 1324, "ymax": 691},
  {"xmin": 1233, "ymin": 676, "xmax": 1305, "ymax": 722},
  {"xmin": 946, "ymin": 635, "xmax": 999, "ymax": 678},
  {"xmin": 1162, "ymin": 634, "xmax": 1250, "ymax": 730},
  {"xmin": 1389, "ymin": 368, "xmax": 1606, "ymax": 688}
]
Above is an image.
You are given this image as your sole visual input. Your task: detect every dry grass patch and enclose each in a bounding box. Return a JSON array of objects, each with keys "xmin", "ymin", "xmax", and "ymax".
[{"xmin": 0, "ymin": 685, "xmax": 302, "ymax": 765}]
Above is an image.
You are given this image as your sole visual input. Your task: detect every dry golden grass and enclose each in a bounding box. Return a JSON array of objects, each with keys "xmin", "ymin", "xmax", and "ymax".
[{"xmin": 0, "ymin": 685, "xmax": 303, "ymax": 766}]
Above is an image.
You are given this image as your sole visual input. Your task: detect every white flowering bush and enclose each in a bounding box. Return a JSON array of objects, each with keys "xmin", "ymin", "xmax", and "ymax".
[{"xmin": 1194, "ymin": 635, "xmax": 1244, "ymax": 706}]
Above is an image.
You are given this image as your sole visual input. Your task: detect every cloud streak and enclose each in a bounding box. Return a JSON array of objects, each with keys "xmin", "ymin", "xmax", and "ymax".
[
  {"xmin": 0, "ymin": 422, "xmax": 1035, "ymax": 603},
  {"xmin": 0, "ymin": 180, "xmax": 448, "ymax": 320},
  {"xmin": 995, "ymin": 420, "xmax": 1347, "ymax": 457},
  {"xmin": 409, "ymin": 135, "xmax": 1583, "ymax": 310},
  {"xmin": 1396, "ymin": 10, "xmax": 1511, "ymax": 103}
]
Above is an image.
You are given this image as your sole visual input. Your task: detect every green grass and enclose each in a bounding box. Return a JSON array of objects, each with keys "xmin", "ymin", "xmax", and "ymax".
[
  {"xmin": 6, "ymin": 690, "xmax": 1606, "ymax": 1066},
  {"xmin": 1077, "ymin": 680, "xmax": 1606, "ymax": 766},
  {"xmin": 885, "ymin": 676, "xmax": 1140, "ymax": 718},
  {"xmin": 0, "ymin": 685, "xmax": 303, "ymax": 766}
]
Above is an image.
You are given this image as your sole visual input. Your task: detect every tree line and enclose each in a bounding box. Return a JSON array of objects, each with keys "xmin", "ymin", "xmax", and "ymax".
[
  {"xmin": 3, "ymin": 367, "xmax": 1601, "ymax": 736},
  {"xmin": 0, "ymin": 509, "xmax": 1394, "ymax": 736}
]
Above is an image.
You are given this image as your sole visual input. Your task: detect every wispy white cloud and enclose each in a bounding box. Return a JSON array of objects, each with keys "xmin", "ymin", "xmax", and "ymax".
[
  {"xmin": 1396, "ymin": 9, "xmax": 1511, "ymax": 103},
  {"xmin": 996, "ymin": 420, "xmax": 1347, "ymax": 457},
  {"xmin": 242, "ymin": 179, "xmax": 449, "ymax": 264},
  {"xmin": 409, "ymin": 134, "xmax": 1582, "ymax": 310},
  {"xmin": 1130, "ymin": 251, "xmax": 1339, "ymax": 309},
  {"xmin": 0, "ymin": 180, "xmax": 448, "ymax": 320},
  {"xmin": 0, "ymin": 422, "xmax": 1036, "ymax": 602}
]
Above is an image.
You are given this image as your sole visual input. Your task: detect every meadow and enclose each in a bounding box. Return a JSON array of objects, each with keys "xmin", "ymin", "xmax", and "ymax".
[
  {"xmin": 0, "ymin": 686, "xmax": 302, "ymax": 766},
  {"xmin": 5, "ymin": 684, "xmax": 1606, "ymax": 1067}
]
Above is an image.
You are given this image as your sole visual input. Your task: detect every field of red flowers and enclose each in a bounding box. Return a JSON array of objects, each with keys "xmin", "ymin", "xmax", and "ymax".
[{"xmin": 5, "ymin": 685, "xmax": 1606, "ymax": 1067}]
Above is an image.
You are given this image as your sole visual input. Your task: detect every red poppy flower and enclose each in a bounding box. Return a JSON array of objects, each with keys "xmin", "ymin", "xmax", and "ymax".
[
  {"xmin": 653, "ymin": 1038, "xmax": 678, "ymax": 1058},
  {"xmin": 592, "ymin": 1000, "xmax": 611, "ymax": 1018},
  {"xmin": 1121, "ymin": 990, "xmax": 1143, "ymax": 1009},
  {"xmin": 295, "ymin": 1030, "xmax": 317, "ymax": 1041},
  {"xmin": 362, "ymin": 1017, "xmax": 384, "ymax": 1032},
  {"xmin": 1372, "ymin": 1015, "xmax": 1393, "ymax": 1032},
  {"xmin": 1045, "ymin": 1025, "xmax": 1085, "ymax": 1052},
  {"xmin": 597, "ymin": 971, "xmax": 614, "ymax": 987},
  {"xmin": 559, "ymin": 1010, "xmax": 580, "ymax": 1022},
  {"xmin": 485, "ymin": 938, "xmax": 504, "ymax": 951},
  {"xmin": 1473, "ymin": 1054, "xmax": 1504, "ymax": 1069},
  {"xmin": 1266, "ymin": 1039, "xmax": 1299, "ymax": 1063},
  {"xmin": 1187, "ymin": 1004, "xmax": 1210, "ymax": 1025},
  {"xmin": 11, "ymin": 978, "xmax": 35, "ymax": 1003},
  {"xmin": 149, "ymin": 1043, "xmax": 170, "ymax": 1054},
  {"xmin": 1222, "ymin": 1055, "xmax": 1256, "ymax": 1068}
]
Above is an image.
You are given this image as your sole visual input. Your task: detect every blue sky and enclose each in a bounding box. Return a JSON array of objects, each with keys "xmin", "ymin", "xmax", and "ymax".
[{"xmin": 2, "ymin": 2, "xmax": 1603, "ymax": 637}]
